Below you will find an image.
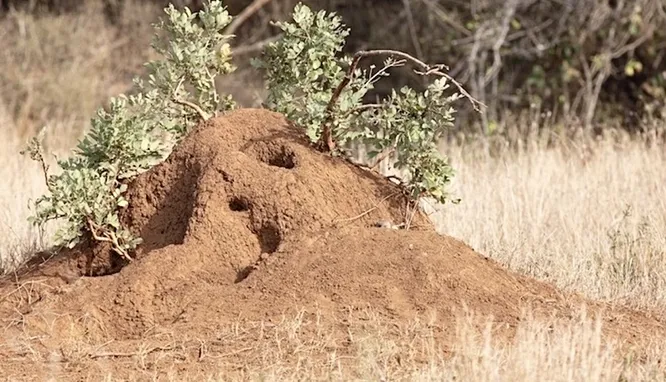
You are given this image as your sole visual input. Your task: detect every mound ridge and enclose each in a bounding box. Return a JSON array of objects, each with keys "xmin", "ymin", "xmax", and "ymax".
[{"xmin": 1, "ymin": 109, "xmax": 664, "ymax": 358}]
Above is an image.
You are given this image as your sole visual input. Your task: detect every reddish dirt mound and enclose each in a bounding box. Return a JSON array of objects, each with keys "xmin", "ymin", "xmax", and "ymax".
[{"xmin": 1, "ymin": 109, "xmax": 665, "ymax": 378}]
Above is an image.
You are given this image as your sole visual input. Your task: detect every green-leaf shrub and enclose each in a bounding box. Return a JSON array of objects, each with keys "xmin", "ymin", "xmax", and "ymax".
[
  {"xmin": 251, "ymin": 4, "xmax": 373, "ymax": 143},
  {"xmin": 22, "ymin": 0, "xmax": 236, "ymax": 259},
  {"xmin": 254, "ymin": 3, "xmax": 472, "ymax": 206}
]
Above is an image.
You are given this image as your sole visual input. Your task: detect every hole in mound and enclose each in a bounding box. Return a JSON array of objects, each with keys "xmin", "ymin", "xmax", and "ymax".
[
  {"xmin": 250, "ymin": 143, "xmax": 297, "ymax": 169},
  {"xmin": 267, "ymin": 147, "xmax": 296, "ymax": 169},
  {"xmin": 229, "ymin": 196, "xmax": 250, "ymax": 212},
  {"xmin": 83, "ymin": 242, "xmax": 127, "ymax": 277},
  {"xmin": 255, "ymin": 223, "xmax": 282, "ymax": 254},
  {"xmin": 234, "ymin": 265, "xmax": 255, "ymax": 283}
]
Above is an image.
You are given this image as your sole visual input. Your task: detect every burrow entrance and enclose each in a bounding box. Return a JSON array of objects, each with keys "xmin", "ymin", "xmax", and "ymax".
[{"xmin": 246, "ymin": 141, "xmax": 298, "ymax": 170}]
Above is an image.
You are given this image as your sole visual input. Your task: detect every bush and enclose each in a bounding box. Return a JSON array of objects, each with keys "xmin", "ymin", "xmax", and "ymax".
[
  {"xmin": 253, "ymin": 3, "xmax": 480, "ymax": 209},
  {"xmin": 22, "ymin": 0, "xmax": 236, "ymax": 260}
]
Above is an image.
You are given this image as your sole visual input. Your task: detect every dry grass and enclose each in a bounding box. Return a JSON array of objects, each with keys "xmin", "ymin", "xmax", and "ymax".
[
  {"xmin": 1, "ymin": 1, "xmax": 666, "ymax": 380},
  {"xmin": 1, "ymin": 307, "xmax": 664, "ymax": 380},
  {"xmin": 0, "ymin": 1, "xmax": 157, "ymax": 139},
  {"xmin": 427, "ymin": 131, "xmax": 666, "ymax": 311},
  {"xmin": 0, "ymin": 0, "xmax": 158, "ymax": 270},
  {"xmin": 0, "ymin": 105, "xmax": 52, "ymax": 271}
]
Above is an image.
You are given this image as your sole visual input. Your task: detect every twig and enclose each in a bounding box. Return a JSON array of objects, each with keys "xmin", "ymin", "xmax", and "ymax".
[
  {"xmin": 172, "ymin": 77, "xmax": 210, "ymax": 120},
  {"xmin": 320, "ymin": 49, "xmax": 484, "ymax": 152},
  {"xmin": 0, "ymin": 280, "xmax": 52, "ymax": 304},
  {"xmin": 483, "ymin": 0, "xmax": 517, "ymax": 86},
  {"xmin": 204, "ymin": 346, "xmax": 254, "ymax": 360},
  {"xmin": 402, "ymin": 0, "xmax": 424, "ymax": 59},
  {"xmin": 332, "ymin": 192, "xmax": 400, "ymax": 225},
  {"xmin": 369, "ymin": 148, "xmax": 395, "ymax": 171},
  {"xmin": 232, "ymin": 34, "xmax": 281, "ymax": 56},
  {"xmin": 419, "ymin": 0, "xmax": 471, "ymax": 36},
  {"xmin": 172, "ymin": 99, "xmax": 210, "ymax": 121},
  {"xmin": 224, "ymin": 0, "xmax": 273, "ymax": 36},
  {"xmin": 353, "ymin": 103, "xmax": 383, "ymax": 113},
  {"xmin": 89, "ymin": 345, "xmax": 175, "ymax": 359},
  {"xmin": 36, "ymin": 150, "xmax": 50, "ymax": 192},
  {"xmin": 86, "ymin": 219, "xmax": 133, "ymax": 262},
  {"xmin": 404, "ymin": 197, "xmax": 421, "ymax": 230},
  {"xmin": 21, "ymin": 132, "xmax": 51, "ymax": 191},
  {"xmin": 610, "ymin": 25, "xmax": 655, "ymax": 59}
]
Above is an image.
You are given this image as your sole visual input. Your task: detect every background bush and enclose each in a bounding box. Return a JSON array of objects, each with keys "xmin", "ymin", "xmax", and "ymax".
[{"xmin": 3, "ymin": 0, "xmax": 664, "ymax": 135}]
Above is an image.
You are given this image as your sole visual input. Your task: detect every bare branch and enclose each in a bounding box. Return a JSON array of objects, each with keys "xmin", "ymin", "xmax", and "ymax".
[
  {"xmin": 370, "ymin": 148, "xmax": 396, "ymax": 171},
  {"xmin": 610, "ymin": 25, "xmax": 656, "ymax": 59},
  {"xmin": 352, "ymin": 103, "xmax": 383, "ymax": 113},
  {"xmin": 86, "ymin": 219, "xmax": 133, "ymax": 262},
  {"xmin": 419, "ymin": 0, "xmax": 472, "ymax": 36},
  {"xmin": 20, "ymin": 132, "xmax": 51, "ymax": 192},
  {"xmin": 402, "ymin": 0, "xmax": 424, "ymax": 59},
  {"xmin": 223, "ymin": 0, "xmax": 273, "ymax": 36},
  {"xmin": 232, "ymin": 34, "xmax": 281, "ymax": 56},
  {"xmin": 173, "ymin": 99, "xmax": 210, "ymax": 120},
  {"xmin": 483, "ymin": 0, "xmax": 517, "ymax": 86}
]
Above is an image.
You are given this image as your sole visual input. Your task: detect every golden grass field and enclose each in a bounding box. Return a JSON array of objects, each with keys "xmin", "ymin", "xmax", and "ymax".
[{"xmin": 1, "ymin": 2, "xmax": 666, "ymax": 380}]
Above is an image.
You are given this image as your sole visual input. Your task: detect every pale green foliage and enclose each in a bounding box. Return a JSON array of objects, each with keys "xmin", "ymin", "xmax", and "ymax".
[
  {"xmin": 252, "ymin": 3, "xmax": 372, "ymax": 142},
  {"xmin": 22, "ymin": 0, "xmax": 236, "ymax": 258},
  {"xmin": 361, "ymin": 79, "xmax": 462, "ymax": 202},
  {"xmin": 75, "ymin": 96, "xmax": 166, "ymax": 179},
  {"xmin": 141, "ymin": 0, "xmax": 236, "ymax": 136},
  {"xmin": 255, "ymin": 3, "xmax": 463, "ymax": 205}
]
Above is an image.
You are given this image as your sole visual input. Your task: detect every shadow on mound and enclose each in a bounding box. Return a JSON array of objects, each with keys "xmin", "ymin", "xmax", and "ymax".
[{"xmin": 1, "ymin": 109, "xmax": 664, "ymax": 346}]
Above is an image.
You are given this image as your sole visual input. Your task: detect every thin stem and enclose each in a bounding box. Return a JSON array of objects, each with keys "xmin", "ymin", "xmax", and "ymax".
[
  {"xmin": 173, "ymin": 77, "xmax": 210, "ymax": 121},
  {"xmin": 223, "ymin": 0, "xmax": 273, "ymax": 36},
  {"xmin": 22, "ymin": 135, "xmax": 51, "ymax": 192},
  {"xmin": 36, "ymin": 150, "xmax": 51, "ymax": 192},
  {"xmin": 173, "ymin": 99, "xmax": 210, "ymax": 120},
  {"xmin": 352, "ymin": 103, "xmax": 383, "ymax": 114},
  {"xmin": 86, "ymin": 218, "xmax": 133, "ymax": 262},
  {"xmin": 370, "ymin": 148, "xmax": 396, "ymax": 171},
  {"xmin": 404, "ymin": 196, "xmax": 420, "ymax": 230},
  {"xmin": 332, "ymin": 191, "xmax": 400, "ymax": 225}
]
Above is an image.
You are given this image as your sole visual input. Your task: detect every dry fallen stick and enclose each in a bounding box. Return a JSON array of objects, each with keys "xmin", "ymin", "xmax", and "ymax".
[
  {"xmin": 332, "ymin": 191, "xmax": 400, "ymax": 225},
  {"xmin": 0, "ymin": 280, "xmax": 52, "ymax": 305},
  {"xmin": 89, "ymin": 344, "xmax": 176, "ymax": 359}
]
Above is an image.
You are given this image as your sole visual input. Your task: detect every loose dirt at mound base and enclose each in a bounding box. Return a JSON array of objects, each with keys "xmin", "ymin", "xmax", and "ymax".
[{"xmin": 1, "ymin": 109, "xmax": 665, "ymax": 379}]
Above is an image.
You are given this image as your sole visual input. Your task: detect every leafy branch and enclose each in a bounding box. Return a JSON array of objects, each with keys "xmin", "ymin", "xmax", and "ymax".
[
  {"xmin": 255, "ymin": 3, "xmax": 481, "ymax": 215},
  {"xmin": 320, "ymin": 49, "xmax": 484, "ymax": 152},
  {"xmin": 21, "ymin": 0, "xmax": 236, "ymax": 259}
]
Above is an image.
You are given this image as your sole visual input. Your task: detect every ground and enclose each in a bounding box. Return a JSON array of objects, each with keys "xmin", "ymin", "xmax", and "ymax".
[{"xmin": 0, "ymin": 109, "xmax": 664, "ymax": 380}]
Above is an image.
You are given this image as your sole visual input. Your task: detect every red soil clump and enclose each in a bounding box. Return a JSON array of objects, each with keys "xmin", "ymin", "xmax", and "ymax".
[{"xmin": 1, "ymin": 109, "xmax": 664, "ymax": 378}]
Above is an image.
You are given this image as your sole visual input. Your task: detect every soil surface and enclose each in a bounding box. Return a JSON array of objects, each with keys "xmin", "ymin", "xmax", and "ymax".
[{"xmin": 1, "ymin": 109, "xmax": 664, "ymax": 379}]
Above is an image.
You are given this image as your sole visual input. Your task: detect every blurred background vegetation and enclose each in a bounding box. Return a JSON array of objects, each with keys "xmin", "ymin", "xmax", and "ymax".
[{"xmin": 2, "ymin": 0, "xmax": 665, "ymax": 141}]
